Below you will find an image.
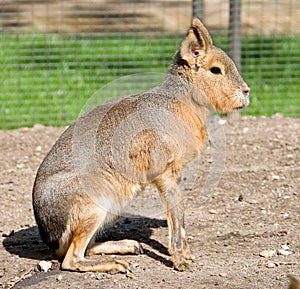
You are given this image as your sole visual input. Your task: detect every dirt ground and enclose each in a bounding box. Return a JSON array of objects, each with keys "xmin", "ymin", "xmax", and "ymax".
[
  {"xmin": 0, "ymin": 115, "xmax": 299, "ymax": 289},
  {"xmin": 1, "ymin": 0, "xmax": 299, "ymax": 34}
]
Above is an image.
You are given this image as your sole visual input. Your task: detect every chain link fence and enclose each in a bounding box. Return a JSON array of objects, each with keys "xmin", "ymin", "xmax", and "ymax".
[{"xmin": 0, "ymin": 0, "xmax": 299, "ymax": 129}]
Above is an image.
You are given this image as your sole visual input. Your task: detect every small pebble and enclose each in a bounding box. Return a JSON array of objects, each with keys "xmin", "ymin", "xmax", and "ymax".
[
  {"xmin": 266, "ymin": 262, "xmax": 276, "ymax": 268},
  {"xmin": 95, "ymin": 274, "xmax": 103, "ymax": 280},
  {"xmin": 259, "ymin": 250, "xmax": 276, "ymax": 258},
  {"xmin": 271, "ymin": 175, "xmax": 280, "ymax": 180},
  {"xmin": 249, "ymin": 199, "xmax": 258, "ymax": 204},
  {"xmin": 2, "ymin": 230, "xmax": 14, "ymax": 237},
  {"xmin": 209, "ymin": 209, "xmax": 217, "ymax": 214},
  {"xmin": 281, "ymin": 244, "xmax": 289, "ymax": 250},
  {"xmin": 283, "ymin": 213, "xmax": 289, "ymax": 218},
  {"xmin": 277, "ymin": 249, "xmax": 293, "ymax": 256},
  {"xmin": 38, "ymin": 260, "xmax": 52, "ymax": 272},
  {"xmin": 16, "ymin": 163, "xmax": 24, "ymax": 169},
  {"xmin": 56, "ymin": 275, "xmax": 63, "ymax": 281},
  {"xmin": 218, "ymin": 119, "xmax": 227, "ymax": 125},
  {"xmin": 36, "ymin": 146, "xmax": 42, "ymax": 152}
]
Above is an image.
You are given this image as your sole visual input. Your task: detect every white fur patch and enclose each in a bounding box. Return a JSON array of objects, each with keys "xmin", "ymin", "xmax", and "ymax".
[
  {"xmin": 96, "ymin": 197, "xmax": 115, "ymax": 213},
  {"xmin": 57, "ymin": 224, "xmax": 72, "ymax": 256},
  {"xmin": 95, "ymin": 196, "xmax": 127, "ymax": 216},
  {"xmin": 131, "ymin": 184, "xmax": 142, "ymax": 195}
]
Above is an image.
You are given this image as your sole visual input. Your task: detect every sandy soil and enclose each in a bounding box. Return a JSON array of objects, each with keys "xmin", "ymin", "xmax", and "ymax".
[{"xmin": 0, "ymin": 115, "xmax": 299, "ymax": 289}]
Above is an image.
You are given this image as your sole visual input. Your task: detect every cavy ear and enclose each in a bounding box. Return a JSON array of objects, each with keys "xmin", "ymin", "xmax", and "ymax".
[{"xmin": 180, "ymin": 18, "xmax": 213, "ymax": 69}]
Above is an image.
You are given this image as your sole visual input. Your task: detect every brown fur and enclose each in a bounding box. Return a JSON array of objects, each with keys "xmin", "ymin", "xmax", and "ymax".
[
  {"xmin": 33, "ymin": 18, "xmax": 250, "ymax": 273},
  {"xmin": 289, "ymin": 275, "xmax": 300, "ymax": 289}
]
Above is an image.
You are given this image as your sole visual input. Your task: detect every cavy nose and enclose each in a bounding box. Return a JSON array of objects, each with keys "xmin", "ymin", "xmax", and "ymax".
[{"xmin": 242, "ymin": 84, "xmax": 250, "ymax": 96}]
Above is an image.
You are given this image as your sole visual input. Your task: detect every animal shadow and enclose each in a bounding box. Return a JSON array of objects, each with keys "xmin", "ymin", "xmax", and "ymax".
[
  {"xmin": 3, "ymin": 226, "xmax": 51, "ymax": 261},
  {"xmin": 3, "ymin": 215, "xmax": 170, "ymax": 266}
]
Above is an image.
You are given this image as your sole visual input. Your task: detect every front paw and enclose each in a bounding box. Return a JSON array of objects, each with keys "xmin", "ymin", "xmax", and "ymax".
[{"xmin": 172, "ymin": 253, "xmax": 191, "ymax": 271}]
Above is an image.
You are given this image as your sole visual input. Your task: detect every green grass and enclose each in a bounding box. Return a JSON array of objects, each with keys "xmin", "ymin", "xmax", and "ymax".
[
  {"xmin": 0, "ymin": 33, "xmax": 299, "ymax": 129},
  {"xmin": 241, "ymin": 36, "xmax": 300, "ymax": 116},
  {"xmin": 0, "ymin": 33, "xmax": 179, "ymax": 129}
]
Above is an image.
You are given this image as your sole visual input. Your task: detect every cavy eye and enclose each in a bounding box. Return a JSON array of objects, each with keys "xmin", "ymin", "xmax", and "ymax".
[{"xmin": 210, "ymin": 67, "xmax": 222, "ymax": 75}]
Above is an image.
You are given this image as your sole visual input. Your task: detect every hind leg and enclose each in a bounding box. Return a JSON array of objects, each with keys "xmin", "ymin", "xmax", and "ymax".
[
  {"xmin": 61, "ymin": 214, "xmax": 130, "ymax": 273},
  {"xmin": 87, "ymin": 239, "xmax": 143, "ymax": 256}
]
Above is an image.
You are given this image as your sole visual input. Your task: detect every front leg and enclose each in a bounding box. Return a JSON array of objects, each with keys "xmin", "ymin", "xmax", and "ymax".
[{"xmin": 158, "ymin": 181, "xmax": 192, "ymax": 271}]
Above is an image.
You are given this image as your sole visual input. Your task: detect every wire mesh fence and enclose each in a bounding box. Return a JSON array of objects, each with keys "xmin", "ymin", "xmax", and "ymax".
[{"xmin": 0, "ymin": 0, "xmax": 299, "ymax": 129}]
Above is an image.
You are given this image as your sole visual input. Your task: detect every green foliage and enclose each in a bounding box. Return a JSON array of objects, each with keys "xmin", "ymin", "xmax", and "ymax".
[
  {"xmin": 0, "ymin": 33, "xmax": 299, "ymax": 129},
  {"xmin": 0, "ymin": 33, "xmax": 178, "ymax": 129},
  {"xmin": 241, "ymin": 36, "xmax": 300, "ymax": 116}
]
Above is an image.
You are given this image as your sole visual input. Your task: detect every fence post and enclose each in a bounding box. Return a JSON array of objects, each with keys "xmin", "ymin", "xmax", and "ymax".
[
  {"xmin": 192, "ymin": 0, "xmax": 204, "ymax": 20},
  {"xmin": 228, "ymin": 0, "xmax": 241, "ymax": 120}
]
